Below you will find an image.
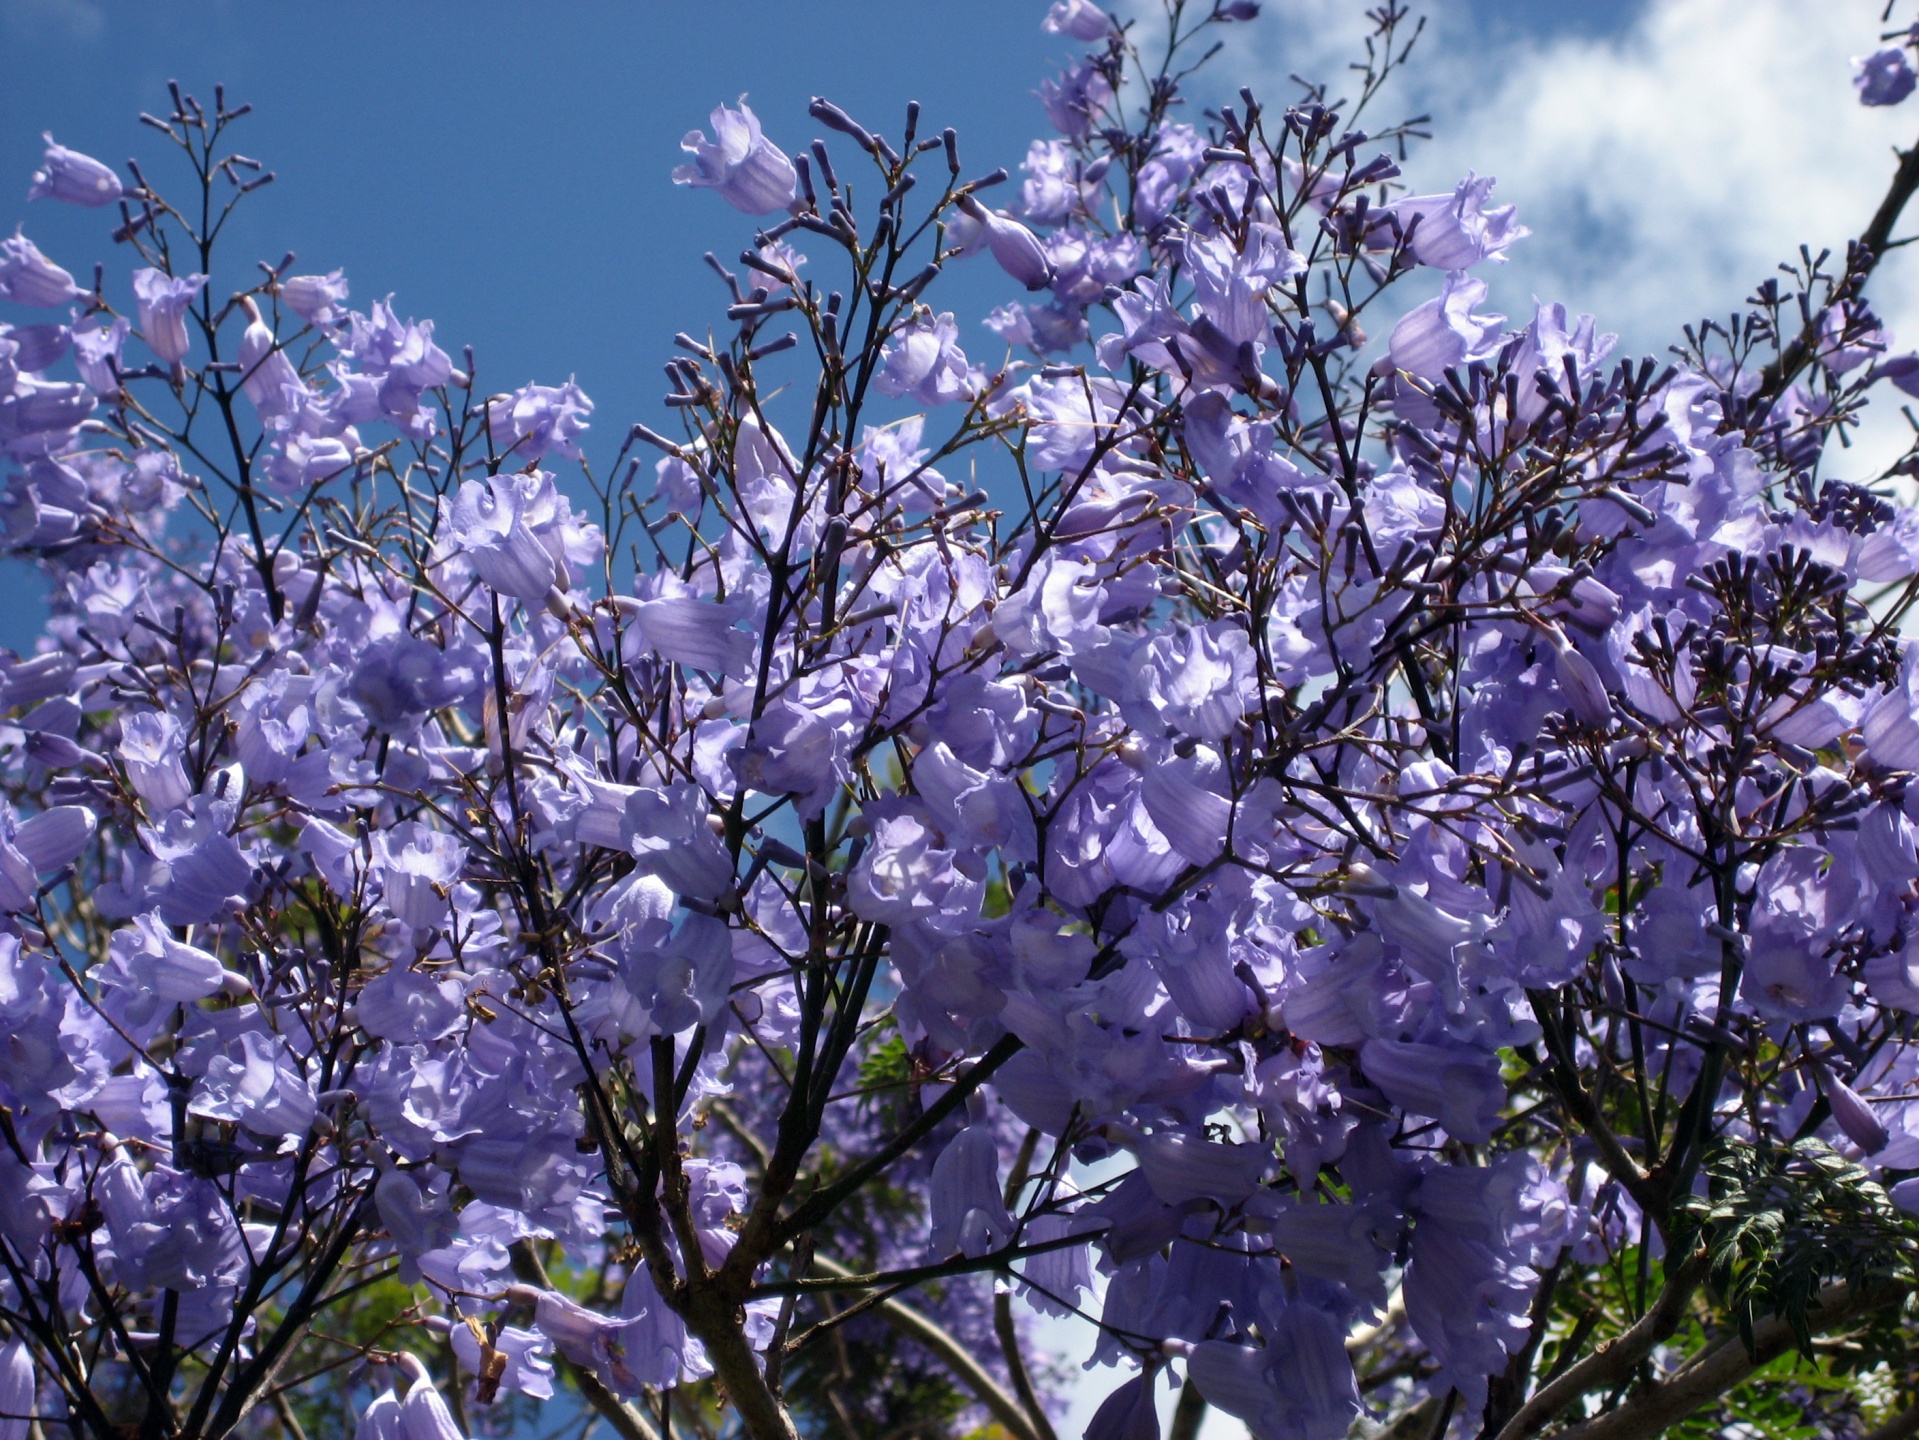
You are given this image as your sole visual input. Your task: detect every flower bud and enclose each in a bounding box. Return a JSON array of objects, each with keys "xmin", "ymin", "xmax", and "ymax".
[
  {"xmin": 1820, "ymin": 1065, "xmax": 1889, "ymax": 1155},
  {"xmin": 957, "ymin": 196, "xmax": 1052, "ymax": 291}
]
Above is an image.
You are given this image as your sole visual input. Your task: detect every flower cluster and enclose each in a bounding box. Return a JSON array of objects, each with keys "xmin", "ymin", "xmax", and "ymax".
[{"xmin": 1, "ymin": 9, "xmax": 1918, "ymax": 1440}]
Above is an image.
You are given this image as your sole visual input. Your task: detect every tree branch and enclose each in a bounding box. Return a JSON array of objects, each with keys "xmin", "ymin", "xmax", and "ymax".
[
  {"xmin": 806, "ymin": 1255, "xmax": 1046, "ymax": 1440},
  {"xmin": 1549, "ymin": 1281, "xmax": 1905, "ymax": 1440},
  {"xmin": 1867, "ymin": 1406, "xmax": 1919, "ymax": 1440},
  {"xmin": 994, "ymin": 1290, "xmax": 1059, "ymax": 1440},
  {"xmin": 1756, "ymin": 122, "xmax": 1919, "ymax": 403},
  {"xmin": 1169, "ymin": 1376, "xmax": 1208, "ymax": 1440},
  {"xmin": 1488, "ymin": 1250, "xmax": 1707, "ymax": 1440}
]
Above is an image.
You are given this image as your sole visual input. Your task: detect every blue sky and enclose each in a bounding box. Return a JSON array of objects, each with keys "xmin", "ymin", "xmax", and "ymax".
[{"xmin": 0, "ymin": 0, "xmax": 1665, "ymax": 652}]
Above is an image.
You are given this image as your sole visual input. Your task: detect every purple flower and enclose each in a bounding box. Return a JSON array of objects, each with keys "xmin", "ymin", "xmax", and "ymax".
[
  {"xmin": 98, "ymin": 911, "xmax": 233, "ymax": 1023},
  {"xmin": 732, "ymin": 691, "xmax": 854, "ymax": 822},
  {"xmin": 0, "ymin": 1339, "xmax": 33, "ymax": 1440},
  {"xmin": 401, "ymin": 1375, "xmax": 468, "ymax": 1440},
  {"xmin": 238, "ymin": 299, "xmax": 306, "ymax": 417},
  {"xmin": 486, "ymin": 379, "xmax": 593, "ymax": 462},
  {"xmin": 874, "ymin": 311, "xmax": 975, "ymax": 405},
  {"xmin": 617, "ymin": 584, "xmax": 757, "ymax": 678},
  {"xmin": 261, "ymin": 432, "xmax": 357, "ymax": 493},
  {"xmin": 356, "ymin": 1384, "xmax": 403, "ymax": 1440},
  {"xmin": 1382, "ymin": 272, "xmax": 1505, "ymax": 426},
  {"xmin": 1084, "ymin": 1375, "xmax": 1159, "ymax": 1440},
  {"xmin": 1013, "ymin": 1212, "xmax": 1097, "ymax": 1316},
  {"xmin": 986, "ymin": 303, "xmax": 1037, "ymax": 350},
  {"xmin": 928, "ymin": 1123, "xmax": 1015, "ymax": 1258},
  {"xmin": 280, "ymin": 269, "xmax": 350, "ymax": 325},
  {"xmin": 1130, "ymin": 621, "xmax": 1258, "ymax": 740},
  {"xmin": 1737, "ymin": 849, "xmax": 1851, "ymax": 1023},
  {"xmin": 444, "ymin": 469, "xmax": 600, "ymax": 601},
  {"xmin": 1019, "ymin": 140, "xmax": 1092, "ymax": 224},
  {"xmin": 188, "ymin": 1026, "xmax": 318, "ymax": 1137},
  {"xmin": 673, "ymin": 101, "xmax": 798, "ymax": 215},
  {"xmin": 1855, "ymin": 47, "xmax": 1917, "ymax": 106},
  {"xmin": 618, "ymin": 782, "xmax": 736, "ymax": 901},
  {"xmin": 521, "ymin": 1288, "xmax": 646, "ymax": 1395},
  {"xmin": 1359, "ymin": 1037, "xmax": 1507, "ymax": 1143},
  {"xmin": 1820, "ymin": 1066, "xmax": 1889, "ymax": 1155},
  {"xmin": 1038, "ymin": 58, "xmax": 1114, "ymax": 139},
  {"xmin": 1507, "ymin": 301, "xmax": 1615, "ymax": 425},
  {"xmin": 449, "ymin": 1323, "xmax": 555, "ymax": 1402},
  {"xmin": 1386, "ymin": 174, "xmax": 1528, "ymax": 270},
  {"xmin": 1135, "ymin": 123, "xmax": 1206, "ymax": 228},
  {"xmin": 339, "ymin": 299, "xmax": 459, "ymax": 433},
  {"xmin": 137, "ymin": 797, "xmax": 255, "ymax": 925},
  {"xmin": 1184, "ymin": 1306, "xmax": 1359, "ymax": 1440},
  {"xmin": 1042, "ymin": 0, "xmax": 1113, "ymax": 41},
  {"xmin": 1184, "ymin": 225, "xmax": 1304, "ymax": 346},
  {"xmin": 28, "ymin": 133, "xmax": 124, "ymax": 207},
  {"xmin": 0, "ymin": 803, "xmax": 95, "ymax": 911},
  {"xmin": 376, "ymin": 822, "xmax": 467, "ymax": 934},
  {"xmin": 4, "ymin": 323, "xmax": 69, "ymax": 374},
  {"xmin": 619, "ymin": 1262, "xmax": 711, "ymax": 1390},
  {"xmin": 1130, "ymin": 1129, "xmax": 1269, "ymax": 1207},
  {"xmin": 72, "ymin": 317, "xmax": 130, "ymax": 394},
  {"xmin": 131, "ymin": 269, "xmax": 207, "ymax": 367},
  {"xmin": 120, "ymin": 710, "xmax": 193, "ymax": 813},
  {"xmin": 1386, "ymin": 271, "xmax": 1504, "ymax": 381},
  {"xmin": 0, "ymin": 234, "xmax": 83, "ymax": 308},
  {"xmin": 847, "ymin": 797, "xmax": 974, "ymax": 925},
  {"xmin": 1549, "ymin": 632, "xmax": 1612, "ymax": 727},
  {"xmin": 373, "ymin": 1170, "xmax": 456, "ymax": 1283}
]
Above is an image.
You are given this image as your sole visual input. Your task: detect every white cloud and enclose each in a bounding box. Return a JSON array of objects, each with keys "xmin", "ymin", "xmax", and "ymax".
[
  {"xmin": 1205, "ymin": 0, "xmax": 1919, "ymax": 472},
  {"xmin": 1412, "ymin": 0, "xmax": 1918, "ymax": 357}
]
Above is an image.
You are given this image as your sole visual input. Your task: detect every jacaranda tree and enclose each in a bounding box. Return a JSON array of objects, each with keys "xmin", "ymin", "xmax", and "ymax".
[{"xmin": 2, "ymin": 3, "xmax": 1919, "ymax": 1438}]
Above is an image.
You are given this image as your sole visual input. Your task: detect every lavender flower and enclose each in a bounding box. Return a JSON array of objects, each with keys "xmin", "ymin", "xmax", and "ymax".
[
  {"xmin": 28, "ymin": 133, "xmax": 123, "ymax": 206},
  {"xmin": 5, "ymin": 26, "xmax": 1918, "ymax": 1440},
  {"xmin": 131, "ymin": 268, "xmax": 207, "ymax": 367},
  {"xmin": 673, "ymin": 101, "xmax": 798, "ymax": 214},
  {"xmin": 1042, "ymin": 0, "xmax": 1113, "ymax": 41},
  {"xmin": 280, "ymin": 268, "xmax": 350, "ymax": 325},
  {"xmin": 0, "ymin": 233, "xmax": 83, "ymax": 307},
  {"xmin": 874, "ymin": 311, "xmax": 975, "ymax": 405},
  {"xmin": 1386, "ymin": 173, "xmax": 1528, "ymax": 270},
  {"xmin": 1855, "ymin": 46, "xmax": 1917, "ymax": 105}
]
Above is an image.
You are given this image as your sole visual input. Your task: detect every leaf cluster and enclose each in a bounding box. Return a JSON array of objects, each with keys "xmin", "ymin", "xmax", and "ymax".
[{"xmin": 1677, "ymin": 1139, "xmax": 1918, "ymax": 1359}]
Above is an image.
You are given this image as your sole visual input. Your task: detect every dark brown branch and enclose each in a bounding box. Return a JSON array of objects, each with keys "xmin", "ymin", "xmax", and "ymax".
[
  {"xmin": 1866, "ymin": 1406, "xmax": 1919, "ymax": 1440},
  {"xmin": 805, "ymin": 1255, "xmax": 1045, "ymax": 1440},
  {"xmin": 995, "ymin": 1291, "xmax": 1058, "ymax": 1440},
  {"xmin": 1169, "ymin": 1376, "xmax": 1208, "ymax": 1440},
  {"xmin": 1756, "ymin": 124, "xmax": 1919, "ymax": 404},
  {"xmin": 1549, "ymin": 1281, "xmax": 1905, "ymax": 1440},
  {"xmin": 1488, "ymin": 1250, "xmax": 1707, "ymax": 1440}
]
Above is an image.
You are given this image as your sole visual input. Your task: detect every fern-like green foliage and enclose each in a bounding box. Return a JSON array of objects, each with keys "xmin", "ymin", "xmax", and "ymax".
[{"xmin": 1677, "ymin": 1139, "xmax": 1917, "ymax": 1358}]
